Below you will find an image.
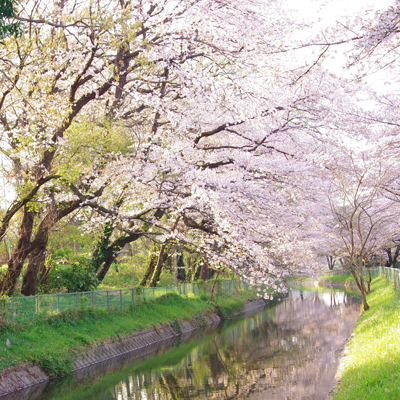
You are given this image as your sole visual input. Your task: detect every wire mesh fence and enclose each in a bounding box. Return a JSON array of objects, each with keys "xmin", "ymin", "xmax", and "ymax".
[
  {"xmin": 371, "ymin": 266, "xmax": 400, "ymax": 294},
  {"xmin": 0, "ymin": 279, "xmax": 250, "ymax": 324}
]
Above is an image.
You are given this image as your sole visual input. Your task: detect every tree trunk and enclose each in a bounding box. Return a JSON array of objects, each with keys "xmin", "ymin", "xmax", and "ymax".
[
  {"xmin": 140, "ymin": 252, "xmax": 157, "ymax": 287},
  {"xmin": 20, "ymin": 199, "xmax": 80, "ymax": 295},
  {"xmin": 393, "ymin": 246, "xmax": 400, "ymax": 268},
  {"xmin": 0, "ymin": 207, "xmax": 35, "ymax": 296},
  {"xmin": 366, "ymin": 267, "xmax": 372, "ymax": 293},
  {"xmin": 149, "ymin": 244, "xmax": 168, "ymax": 287},
  {"xmin": 386, "ymin": 248, "xmax": 393, "ymax": 267},
  {"xmin": 326, "ymin": 255, "xmax": 336, "ymax": 271},
  {"xmin": 96, "ymin": 209, "xmax": 165, "ymax": 283},
  {"xmin": 96, "ymin": 248, "xmax": 118, "ymax": 282},
  {"xmin": 359, "ymin": 276, "xmax": 370, "ymax": 311},
  {"xmin": 208, "ymin": 271, "xmax": 220, "ymax": 302},
  {"xmin": 21, "ymin": 245, "xmax": 47, "ymax": 296},
  {"xmin": 191, "ymin": 260, "xmax": 196, "ymax": 282},
  {"xmin": 199, "ymin": 261, "xmax": 211, "ymax": 280},
  {"xmin": 350, "ymin": 267, "xmax": 369, "ymax": 311},
  {"xmin": 96, "ymin": 233, "xmax": 142, "ymax": 282}
]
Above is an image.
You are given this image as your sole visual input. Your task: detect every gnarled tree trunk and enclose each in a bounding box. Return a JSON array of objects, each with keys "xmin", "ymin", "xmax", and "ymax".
[
  {"xmin": 20, "ymin": 199, "xmax": 81, "ymax": 296},
  {"xmin": 0, "ymin": 207, "xmax": 35, "ymax": 296}
]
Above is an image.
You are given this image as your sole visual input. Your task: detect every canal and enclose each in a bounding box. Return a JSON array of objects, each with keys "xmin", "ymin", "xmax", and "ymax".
[{"xmin": 4, "ymin": 289, "xmax": 361, "ymax": 400}]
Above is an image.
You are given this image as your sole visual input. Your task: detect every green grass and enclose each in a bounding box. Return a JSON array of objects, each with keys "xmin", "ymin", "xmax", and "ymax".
[
  {"xmin": 332, "ymin": 277, "xmax": 400, "ymax": 400},
  {"xmin": 0, "ymin": 289, "xmax": 254, "ymax": 377},
  {"xmin": 321, "ymin": 274, "xmax": 354, "ymax": 282},
  {"xmin": 284, "ymin": 275, "xmax": 313, "ymax": 281}
]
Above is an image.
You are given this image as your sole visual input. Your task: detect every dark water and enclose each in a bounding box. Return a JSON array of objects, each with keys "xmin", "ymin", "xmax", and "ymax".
[{"xmin": 5, "ymin": 289, "xmax": 360, "ymax": 400}]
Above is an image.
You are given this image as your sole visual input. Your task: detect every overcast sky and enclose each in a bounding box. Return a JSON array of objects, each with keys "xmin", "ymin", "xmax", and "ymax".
[{"xmin": 285, "ymin": 0, "xmax": 394, "ymax": 24}]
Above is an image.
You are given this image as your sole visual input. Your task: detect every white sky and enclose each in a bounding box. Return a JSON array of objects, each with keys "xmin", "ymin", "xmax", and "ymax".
[
  {"xmin": 285, "ymin": 0, "xmax": 394, "ymax": 24},
  {"xmin": 283, "ymin": 0, "xmax": 397, "ymax": 93}
]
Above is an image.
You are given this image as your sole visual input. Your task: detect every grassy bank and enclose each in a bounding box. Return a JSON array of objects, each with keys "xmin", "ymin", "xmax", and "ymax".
[
  {"xmin": 0, "ymin": 289, "xmax": 257, "ymax": 377},
  {"xmin": 331, "ymin": 276, "xmax": 400, "ymax": 399},
  {"xmin": 321, "ymin": 274, "xmax": 354, "ymax": 282}
]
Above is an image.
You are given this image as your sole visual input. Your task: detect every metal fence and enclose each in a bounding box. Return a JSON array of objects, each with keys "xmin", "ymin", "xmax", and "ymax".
[
  {"xmin": 0, "ymin": 279, "xmax": 250, "ymax": 323},
  {"xmin": 371, "ymin": 266, "xmax": 400, "ymax": 294}
]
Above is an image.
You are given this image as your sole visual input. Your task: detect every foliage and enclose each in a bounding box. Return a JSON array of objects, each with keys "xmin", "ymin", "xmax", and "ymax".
[
  {"xmin": 0, "ymin": 0, "xmax": 21, "ymax": 40},
  {"xmin": 170, "ymin": 319, "xmax": 182, "ymax": 334},
  {"xmin": 47, "ymin": 256, "xmax": 99, "ymax": 293}
]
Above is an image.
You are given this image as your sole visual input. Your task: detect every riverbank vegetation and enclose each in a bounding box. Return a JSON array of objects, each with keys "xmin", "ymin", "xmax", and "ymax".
[
  {"xmin": 0, "ymin": 289, "xmax": 256, "ymax": 377},
  {"xmin": 331, "ymin": 277, "xmax": 400, "ymax": 399},
  {"xmin": 321, "ymin": 274, "xmax": 355, "ymax": 282}
]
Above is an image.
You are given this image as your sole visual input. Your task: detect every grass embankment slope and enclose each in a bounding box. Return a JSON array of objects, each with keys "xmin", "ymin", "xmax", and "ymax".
[
  {"xmin": 0, "ymin": 290, "xmax": 255, "ymax": 378},
  {"xmin": 321, "ymin": 274, "xmax": 355, "ymax": 282},
  {"xmin": 332, "ymin": 276, "xmax": 400, "ymax": 400}
]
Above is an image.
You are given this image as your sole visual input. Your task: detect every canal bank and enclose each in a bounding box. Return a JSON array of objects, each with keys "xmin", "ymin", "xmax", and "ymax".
[
  {"xmin": 0, "ymin": 291, "xmax": 266, "ymax": 397},
  {"xmin": 328, "ymin": 276, "xmax": 400, "ymax": 400},
  {"xmin": 0, "ymin": 288, "xmax": 361, "ymax": 400}
]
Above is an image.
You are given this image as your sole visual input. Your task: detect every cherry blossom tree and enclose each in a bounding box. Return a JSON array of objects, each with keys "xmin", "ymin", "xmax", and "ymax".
[
  {"xmin": 325, "ymin": 146, "xmax": 399, "ymax": 310},
  {"xmin": 0, "ymin": 0, "xmax": 360, "ymax": 297}
]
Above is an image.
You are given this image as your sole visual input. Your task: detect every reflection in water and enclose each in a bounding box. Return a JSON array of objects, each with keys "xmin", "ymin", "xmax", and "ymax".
[{"xmin": 5, "ymin": 289, "xmax": 360, "ymax": 400}]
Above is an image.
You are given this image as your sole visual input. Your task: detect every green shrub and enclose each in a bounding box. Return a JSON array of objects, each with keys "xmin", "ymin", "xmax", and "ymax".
[
  {"xmin": 36, "ymin": 353, "xmax": 73, "ymax": 377},
  {"xmin": 170, "ymin": 319, "xmax": 182, "ymax": 334},
  {"xmin": 46, "ymin": 256, "xmax": 99, "ymax": 293}
]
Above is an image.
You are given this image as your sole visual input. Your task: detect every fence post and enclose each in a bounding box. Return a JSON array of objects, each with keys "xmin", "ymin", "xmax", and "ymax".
[
  {"xmin": 131, "ymin": 288, "xmax": 134, "ymax": 307},
  {"xmin": 11, "ymin": 298, "xmax": 14, "ymax": 323},
  {"xmin": 92, "ymin": 291, "xmax": 94, "ymax": 308},
  {"xmin": 106, "ymin": 291, "xmax": 109, "ymax": 310},
  {"xmin": 57, "ymin": 294, "xmax": 60, "ymax": 313},
  {"xmin": 36, "ymin": 295, "xmax": 39, "ymax": 320},
  {"xmin": 120, "ymin": 290, "xmax": 122, "ymax": 310}
]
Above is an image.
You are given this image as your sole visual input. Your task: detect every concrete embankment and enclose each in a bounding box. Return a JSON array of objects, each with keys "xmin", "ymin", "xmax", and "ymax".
[{"xmin": 0, "ymin": 299, "xmax": 266, "ymax": 397}]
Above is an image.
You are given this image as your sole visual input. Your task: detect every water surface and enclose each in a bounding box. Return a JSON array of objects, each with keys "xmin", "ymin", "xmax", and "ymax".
[{"xmin": 5, "ymin": 289, "xmax": 360, "ymax": 400}]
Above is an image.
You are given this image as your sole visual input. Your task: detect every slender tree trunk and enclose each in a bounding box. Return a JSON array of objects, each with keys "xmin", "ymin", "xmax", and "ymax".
[
  {"xmin": 393, "ymin": 246, "xmax": 400, "ymax": 268},
  {"xmin": 350, "ymin": 266, "xmax": 369, "ymax": 311},
  {"xmin": 359, "ymin": 275, "xmax": 369, "ymax": 311},
  {"xmin": 96, "ymin": 249, "xmax": 118, "ymax": 282},
  {"xmin": 140, "ymin": 252, "xmax": 157, "ymax": 287},
  {"xmin": 366, "ymin": 267, "xmax": 372, "ymax": 293},
  {"xmin": 191, "ymin": 260, "xmax": 196, "ymax": 283},
  {"xmin": 0, "ymin": 207, "xmax": 35, "ymax": 296},
  {"xmin": 386, "ymin": 248, "xmax": 393, "ymax": 267},
  {"xmin": 327, "ymin": 255, "xmax": 336, "ymax": 270},
  {"xmin": 208, "ymin": 271, "xmax": 220, "ymax": 302},
  {"xmin": 149, "ymin": 244, "xmax": 168, "ymax": 287}
]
